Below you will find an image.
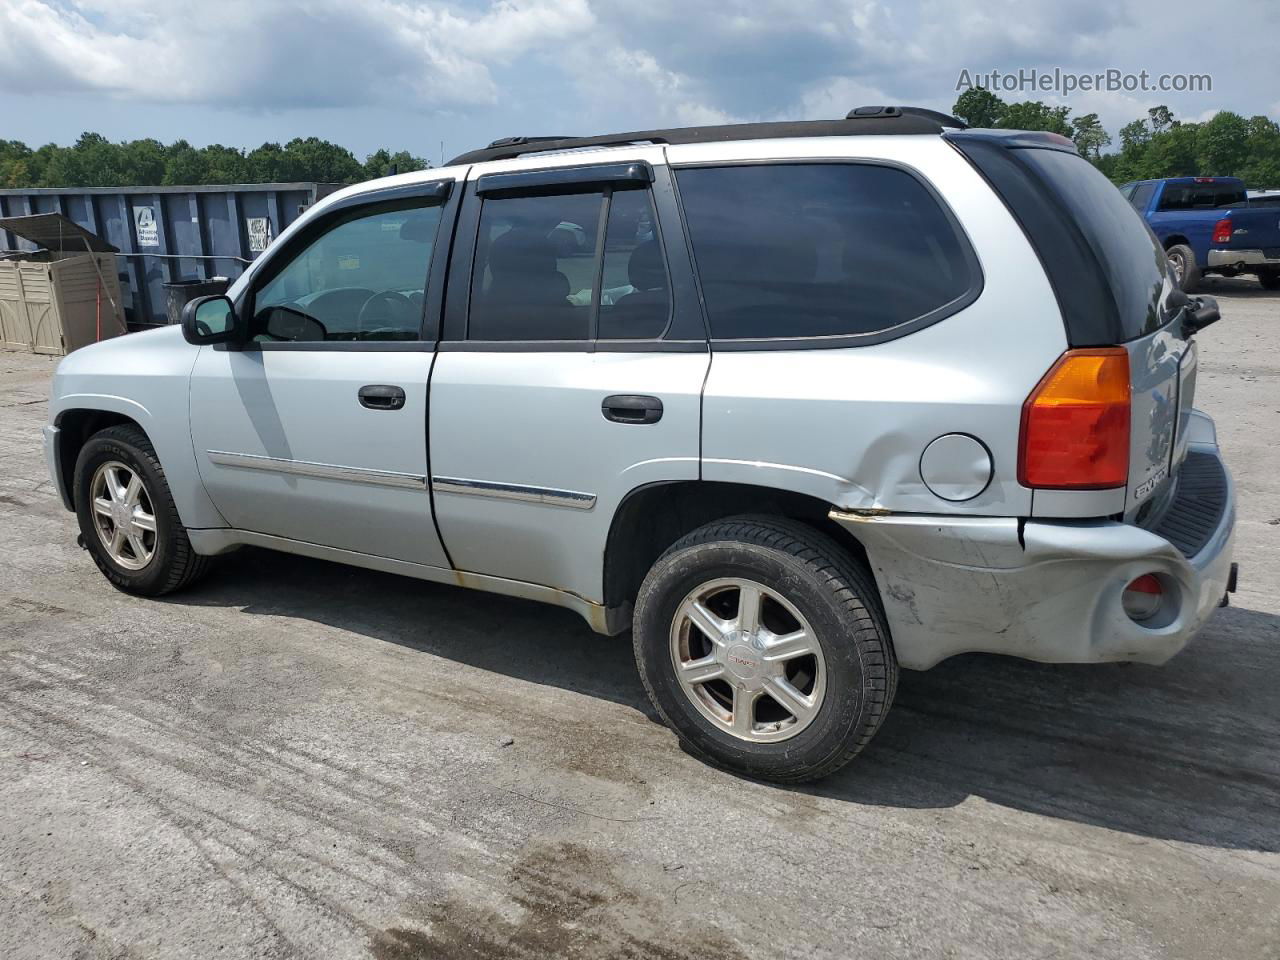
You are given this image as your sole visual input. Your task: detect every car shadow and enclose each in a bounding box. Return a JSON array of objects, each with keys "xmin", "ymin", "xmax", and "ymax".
[
  {"xmin": 1196, "ymin": 275, "xmax": 1279, "ymax": 298},
  {"xmin": 173, "ymin": 547, "xmax": 1280, "ymax": 853}
]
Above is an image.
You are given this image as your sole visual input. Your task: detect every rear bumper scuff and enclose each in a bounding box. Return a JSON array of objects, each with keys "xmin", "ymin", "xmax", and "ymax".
[{"xmin": 831, "ymin": 434, "xmax": 1235, "ymax": 670}]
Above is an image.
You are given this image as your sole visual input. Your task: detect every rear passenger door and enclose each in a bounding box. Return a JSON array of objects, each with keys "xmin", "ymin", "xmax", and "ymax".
[{"xmin": 429, "ymin": 151, "xmax": 709, "ymax": 603}]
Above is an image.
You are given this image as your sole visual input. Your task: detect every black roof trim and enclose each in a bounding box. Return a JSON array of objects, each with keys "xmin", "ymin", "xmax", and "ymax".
[
  {"xmin": 448, "ymin": 107, "xmax": 961, "ymax": 166},
  {"xmin": 944, "ymin": 129, "xmax": 1079, "ymax": 154}
]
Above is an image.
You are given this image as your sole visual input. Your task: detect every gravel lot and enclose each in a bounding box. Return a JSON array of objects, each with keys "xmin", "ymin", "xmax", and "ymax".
[{"xmin": 2, "ymin": 278, "xmax": 1278, "ymax": 960}]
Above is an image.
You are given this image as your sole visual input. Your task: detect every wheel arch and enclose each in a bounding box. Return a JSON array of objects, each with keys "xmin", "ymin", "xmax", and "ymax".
[
  {"xmin": 602, "ymin": 480, "xmax": 872, "ymax": 612},
  {"xmin": 52, "ymin": 396, "xmax": 227, "ymax": 530},
  {"xmin": 1162, "ymin": 234, "xmax": 1191, "ymax": 250},
  {"xmin": 54, "ymin": 407, "xmax": 148, "ymax": 511}
]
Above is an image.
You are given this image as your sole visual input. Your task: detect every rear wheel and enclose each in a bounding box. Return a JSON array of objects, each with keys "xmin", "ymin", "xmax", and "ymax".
[
  {"xmin": 73, "ymin": 425, "xmax": 212, "ymax": 596},
  {"xmin": 632, "ymin": 516, "xmax": 897, "ymax": 783},
  {"xmin": 1258, "ymin": 271, "xmax": 1280, "ymax": 291},
  {"xmin": 1167, "ymin": 244, "xmax": 1200, "ymax": 292}
]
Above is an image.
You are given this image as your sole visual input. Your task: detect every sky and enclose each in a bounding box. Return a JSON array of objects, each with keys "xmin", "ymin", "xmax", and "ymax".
[{"xmin": 1, "ymin": 0, "xmax": 1278, "ymax": 164}]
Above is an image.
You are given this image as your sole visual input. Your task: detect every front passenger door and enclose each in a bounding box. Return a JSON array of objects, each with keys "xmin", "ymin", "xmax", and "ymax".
[{"xmin": 190, "ymin": 181, "xmax": 455, "ymax": 567}]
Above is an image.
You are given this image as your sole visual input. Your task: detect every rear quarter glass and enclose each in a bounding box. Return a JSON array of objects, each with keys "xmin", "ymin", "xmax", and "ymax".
[
  {"xmin": 949, "ymin": 136, "xmax": 1173, "ymax": 346},
  {"xmin": 673, "ymin": 162, "xmax": 977, "ymax": 342}
]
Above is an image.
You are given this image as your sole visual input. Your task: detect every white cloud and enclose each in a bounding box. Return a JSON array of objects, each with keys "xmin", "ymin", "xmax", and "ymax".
[{"xmin": 0, "ymin": 0, "xmax": 1275, "ymax": 154}]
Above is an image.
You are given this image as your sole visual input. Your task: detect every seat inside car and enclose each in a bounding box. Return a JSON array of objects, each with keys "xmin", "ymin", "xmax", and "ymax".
[
  {"xmin": 478, "ymin": 228, "xmax": 582, "ymax": 339},
  {"xmin": 601, "ymin": 239, "xmax": 669, "ymax": 338}
]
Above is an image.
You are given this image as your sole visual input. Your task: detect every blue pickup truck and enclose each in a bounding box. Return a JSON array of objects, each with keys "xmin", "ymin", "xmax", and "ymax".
[{"xmin": 1121, "ymin": 176, "xmax": 1280, "ymax": 291}]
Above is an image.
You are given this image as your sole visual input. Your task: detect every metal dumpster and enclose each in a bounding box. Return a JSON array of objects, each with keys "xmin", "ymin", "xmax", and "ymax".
[
  {"xmin": 0, "ymin": 183, "xmax": 341, "ymax": 326},
  {"xmin": 0, "ymin": 213, "xmax": 127, "ymax": 354}
]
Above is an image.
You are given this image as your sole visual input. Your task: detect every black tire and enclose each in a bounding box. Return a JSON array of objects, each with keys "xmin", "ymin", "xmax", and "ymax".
[
  {"xmin": 1167, "ymin": 244, "xmax": 1201, "ymax": 293},
  {"xmin": 73, "ymin": 424, "xmax": 213, "ymax": 596},
  {"xmin": 1258, "ymin": 271, "xmax": 1280, "ymax": 291},
  {"xmin": 632, "ymin": 516, "xmax": 897, "ymax": 783}
]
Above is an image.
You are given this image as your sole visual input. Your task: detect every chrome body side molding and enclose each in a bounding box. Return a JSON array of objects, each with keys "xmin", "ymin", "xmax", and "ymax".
[
  {"xmin": 206, "ymin": 451, "xmax": 426, "ymax": 490},
  {"xmin": 431, "ymin": 476, "xmax": 597, "ymax": 510}
]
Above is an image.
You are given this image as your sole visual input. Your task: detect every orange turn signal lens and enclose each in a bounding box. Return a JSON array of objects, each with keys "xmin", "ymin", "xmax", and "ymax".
[{"xmin": 1018, "ymin": 348, "xmax": 1131, "ymax": 489}]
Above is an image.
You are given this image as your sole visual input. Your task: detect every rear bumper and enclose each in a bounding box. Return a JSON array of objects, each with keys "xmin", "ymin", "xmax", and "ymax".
[
  {"xmin": 1207, "ymin": 248, "xmax": 1280, "ymax": 269},
  {"xmin": 831, "ymin": 433, "xmax": 1235, "ymax": 670}
]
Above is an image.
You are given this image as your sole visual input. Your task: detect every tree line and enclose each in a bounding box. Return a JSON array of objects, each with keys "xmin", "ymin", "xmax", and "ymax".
[
  {"xmin": 953, "ymin": 88, "xmax": 1280, "ymax": 186},
  {"xmin": 8, "ymin": 96, "xmax": 1280, "ymax": 190},
  {"xmin": 0, "ymin": 133, "xmax": 430, "ymax": 189}
]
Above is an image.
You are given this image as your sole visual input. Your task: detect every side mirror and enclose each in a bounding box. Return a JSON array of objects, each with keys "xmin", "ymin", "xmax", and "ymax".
[
  {"xmin": 181, "ymin": 295, "xmax": 239, "ymax": 345},
  {"xmin": 1183, "ymin": 294, "xmax": 1220, "ymax": 336}
]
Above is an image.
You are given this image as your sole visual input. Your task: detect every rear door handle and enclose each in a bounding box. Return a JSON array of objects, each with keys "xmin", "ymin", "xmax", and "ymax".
[
  {"xmin": 602, "ymin": 394, "xmax": 663, "ymax": 424},
  {"xmin": 358, "ymin": 384, "xmax": 406, "ymax": 410}
]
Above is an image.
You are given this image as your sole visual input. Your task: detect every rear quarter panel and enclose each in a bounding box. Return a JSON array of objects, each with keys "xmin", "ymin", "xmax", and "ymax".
[{"xmin": 674, "ymin": 136, "xmax": 1067, "ymax": 516}]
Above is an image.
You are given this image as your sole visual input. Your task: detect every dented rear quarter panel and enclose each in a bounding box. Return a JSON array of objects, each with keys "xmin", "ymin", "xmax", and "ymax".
[{"xmin": 685, "ymin": 136, "xmax": 1067, "ymax": 516}]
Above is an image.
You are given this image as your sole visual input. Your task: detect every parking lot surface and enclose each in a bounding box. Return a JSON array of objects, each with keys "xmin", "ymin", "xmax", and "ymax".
[{"xmin": 2, "ymin": 278, "xmax": 1279, "ymax": 959}]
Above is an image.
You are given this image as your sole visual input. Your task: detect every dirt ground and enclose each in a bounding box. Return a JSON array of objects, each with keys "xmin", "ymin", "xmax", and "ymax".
[{"xmin": 2, "ymin": 277, "xmax": 1278, "ymax": 959}]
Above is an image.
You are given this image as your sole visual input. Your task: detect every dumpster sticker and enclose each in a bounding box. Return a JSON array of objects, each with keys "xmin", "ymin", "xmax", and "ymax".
[
  {"xmin": 246, "ymin": 217, "xmax": 272, "ymax": 253},
  {"xmin": 133, "ymin": 206, "xmax": 159, "ymax": 247}
]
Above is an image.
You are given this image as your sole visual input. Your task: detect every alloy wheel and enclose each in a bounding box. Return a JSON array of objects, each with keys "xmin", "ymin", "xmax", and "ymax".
[
  {"xmin": 90, "ymin": 460, "xmax": 157, "ymax": 571},
  {"xmin": 669, "ymin": 577, "xmax": 827, "ymax": 743}
]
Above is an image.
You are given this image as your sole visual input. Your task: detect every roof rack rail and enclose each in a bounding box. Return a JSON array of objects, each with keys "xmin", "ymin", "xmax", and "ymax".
[{"xmin": 447, "ymin": 106, "xmax": 966, "ymax": 166}]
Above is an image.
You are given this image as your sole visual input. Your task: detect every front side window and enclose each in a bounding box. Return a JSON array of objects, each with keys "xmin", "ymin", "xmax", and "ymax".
[
  {"xmin": 675, "ymin": 163, "xmax": 975, "ymax": 341},
  {"xmin": 252, "ymin": 199, "xmax": 441, "ymax": 342}
]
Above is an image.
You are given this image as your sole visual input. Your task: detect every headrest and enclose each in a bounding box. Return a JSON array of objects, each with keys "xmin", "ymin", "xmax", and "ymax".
[{"xmin": 627, "ymin": 240, "xmax": 666, "ymax": 291}]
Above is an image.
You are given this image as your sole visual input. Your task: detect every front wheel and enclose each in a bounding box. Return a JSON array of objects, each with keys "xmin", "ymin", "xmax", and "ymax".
[
  {"xmin": 633, "ymin": 517, "xmax": 897, "ymax": 783},
  {"xmin": 73, "ymin": 424, "xmax": 212, "ymax": 596}
]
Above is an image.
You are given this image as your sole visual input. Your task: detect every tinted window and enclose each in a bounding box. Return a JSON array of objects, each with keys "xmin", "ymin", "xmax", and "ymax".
[
  {"xmin": 469, "ymin": 192, "xmax": 604, "ymax": 341},
  {"xmin": 675, "ymin": 164, "xmax": 974, "ymax": 340},
  {"xmin": 1018, "ymin": 149, "xmax": 1168, "ymax": 340},
  {"xmin": 1157, "ymin": 182, "xmax": 1247, "ymax": 210},
  {"xmin": 1130, "ymin": 181, "xmax": 1157, "ymax": 212},
  {"xmin": 253, "ymin": 200, "xmax": 440, "ymax": 342},
  {"xmin": 597, "ymin": 188, "xmax": 669, "ymax": 339}
]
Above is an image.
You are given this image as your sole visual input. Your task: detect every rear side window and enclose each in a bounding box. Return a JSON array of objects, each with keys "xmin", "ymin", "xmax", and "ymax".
[
  {"xmin": 1129, "ymin": 181, "xmax": 1157, "ymax": 213},
  {"xmin": 468, "ymin": 191, "xmax": 604, "ymax": 341},
  {"xmin": 674, "ymin": 163, "xmax": 976, "ymax": 341}
]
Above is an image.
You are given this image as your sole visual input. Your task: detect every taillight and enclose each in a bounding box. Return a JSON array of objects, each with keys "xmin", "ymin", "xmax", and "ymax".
[
  {"xmin": 1019, "ymin": 348, "xmax": 1131, "ymax": 489},
  {"xmin": 1212, "ymin": 218, "xmax": 1233, "ymax": 245}
]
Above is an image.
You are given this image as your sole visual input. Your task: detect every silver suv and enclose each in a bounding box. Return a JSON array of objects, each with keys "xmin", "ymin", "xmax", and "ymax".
[{"xmin": 43, "ymin": 107, "xmax": 1237, "ymax": 782}]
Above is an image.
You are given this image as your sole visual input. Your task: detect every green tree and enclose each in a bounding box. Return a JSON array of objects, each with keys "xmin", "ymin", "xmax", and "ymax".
[
  {"xmin": 1240, "ymin": 115, "xmax": 1280, "ymax": 187},
  {"xmin": 1144, "ymin": 123, "xmax": 1201, "ymax": 178},
  {"xmin": 279, "ymin": 137, "xmax": 363, "ymax": 183},
  {"xmin": 246, "ymin": 142, "xmax": 286, "ymax": 182},
  {"xmin": 1148, "ymin": 105, "xmax": 1176, "ymax": 134},
  {"xmin": 1195, "ymin": 111, "xmax": 1250, "ymax": 177},
  {"xmin": 952, "ymin": 88, "xmax": 1006, "ymax": 128},
  {"xmin": 1071, "ymin": 113, "xmax": 1111, "ymax": 160},
  {"xmin": 363, "ymin": 148, "xmax": 429, "ymax": 180},
  {"xmin": 998, "ymin": 100, "xmax": 1072, "ymax": 136},
  {"xmin": 121, "ymin": 138, "xmax": 166, "ymax": 185},
  {"xmin": 199, "ymin": 144, "xmax": 248, "ymax": 184},
  {"xmin": 163, "ymin": 139, "xmax": 208, "ymax": 185}
]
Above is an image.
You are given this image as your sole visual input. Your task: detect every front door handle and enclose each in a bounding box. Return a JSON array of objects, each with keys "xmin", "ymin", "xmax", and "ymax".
[
  {"xmin": 358, "ymin": 384, "xmax": 406, "ymax": 410},
  {"xmin": 602, "ymin": 394, "xmax": 663, "ymax": 424}
]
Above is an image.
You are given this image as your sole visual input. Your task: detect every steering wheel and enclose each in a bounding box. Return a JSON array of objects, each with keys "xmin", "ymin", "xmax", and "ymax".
[{"xmin": 357, "ymin": 291, "xmax": 413, "ymax": 337}]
